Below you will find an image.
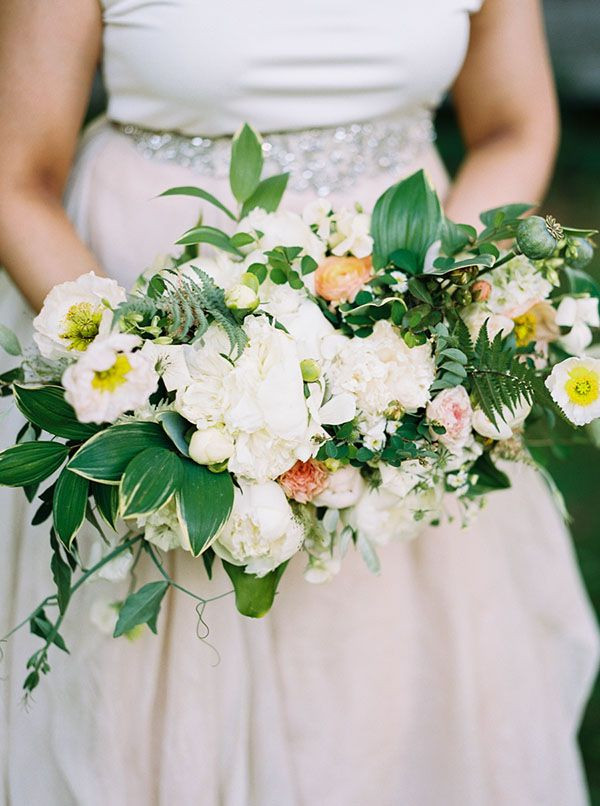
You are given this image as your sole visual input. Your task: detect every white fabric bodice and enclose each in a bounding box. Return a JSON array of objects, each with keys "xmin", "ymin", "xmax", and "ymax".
[{"xmin": 100, "ymin": 0, "xmax": 483, "ymax": 136}]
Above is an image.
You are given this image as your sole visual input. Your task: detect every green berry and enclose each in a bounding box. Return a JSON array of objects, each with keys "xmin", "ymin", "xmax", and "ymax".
[
  {"xmin": 566, "ymin": 237, "xmax": 594, "ymax": 270},
  {"xmin": 516, "ymin": 216, "xmax": 558, "ymax": 259}
]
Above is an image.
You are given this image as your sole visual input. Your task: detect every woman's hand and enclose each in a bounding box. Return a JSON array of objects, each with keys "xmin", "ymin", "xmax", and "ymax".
[
  {"xmin": 445, "ymin": 0, "xmax": 559, "ymax": 226},
  {"xmin": 0, "ymin": 0, "xmax": 103, "ymax": 311}
]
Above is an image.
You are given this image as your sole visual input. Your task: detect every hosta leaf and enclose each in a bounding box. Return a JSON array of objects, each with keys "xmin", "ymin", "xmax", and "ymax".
[
  {"xmin": 158, "ymin": 411, "xmax": 191, "ymax": 457},
  {"xmin": 119, "ymin": 447, "xmax": 181, "ymax": 518},
  {"xmin": 14, "ymin": 384, "xmax": 100, "ymax": 440},
  {"xmin": 52, "ymin": 468, "xmax": 89, "ymax": 546},
  {"xmin": 175, "ymin": 459, "xmax": 234, "ymax": 556},
  {"xmin": 50, "ymin": 530, "xmax": 72, "ymax": 614},
  {"xmin": 113, "ymin": 581, "xmax": 169, "ymax": 637},
  {"xmin": 0, "ymin": 441, "xmax": 68, "ymax": 487},
  {"xmin": 92, "ymin": 482, "xmax": 120, "ymax": 530},
  {"xmin": 223, "ymin": 560, "xmax": 288, "ymax": 618}
]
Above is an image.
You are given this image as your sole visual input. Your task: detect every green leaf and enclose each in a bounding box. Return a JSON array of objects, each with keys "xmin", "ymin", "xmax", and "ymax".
[
  {"xmin": 357, "ymin": 534, "xmax": 381, "ymax": 574},
  {"xmin": 230, "ymin": 231, "xmax": 256, "ymax": 248},
  {"xmin": 440, "ymin": 348, "xmax": 467, "ymax": 364},
  {"xmin": 389, "ymin": 248, "xmax": 419, "ymax": 275},
  {"xmin": 247, "ymin": 263, "xmax": 268, "ymax": 284},
  {"xmin": 92, "ymin": 482, "xmax": 120, "ymax": 530},
  {"xmin": 13, "ymin": 385, "xmax": 100, "ymax": 440},
  {"xmin": 564, "ymin": 267, "xmax": 600, "ymax": 299},
  {"xmin": 30, "ymin": 609, "xmax": 69, "ymax": 653},
  {"xmin": 120, "ymin": 447, "xmax": 181, "ymax": 518},
  {"xmin": 440, "ymin": 218, "xmax": 476, "ymax": 256},
  {"xmin": 407, "ymin": 277, "xmax": 433, "ymax": 305},
  {"xmin": 229, "ymin": 123, "xmax": 264, "ymax": 203},
  {"xmin": 113, "ymin": 581, "xmax": 169, "ymax": 637},
  {"xmin": 270, "ymin": 267, "xmax": 288, "ymax": 285},
  {"xmin": 371, "ymin": 170, "xmax": 443, "ymax": 269},
  {"xmin": 441, "ymin": 361, "xmax": 467, "ymax": 378},
  {"xmin": 470, "ymin": 452, "xmax": 511, "ymax": 495},
  {"xmin": 158, "ymin": 411, "xmax": 191, "ymax": 457},
  {"xmin": 479, "ymin": 203, "xmax": 533, "ymax": 227},
  {"xmin": 50, "ymin": 530, "xmax": 72, "ymax": 614},
  {"xmin": 301, "ymin": 255, "xmax": 318, "ymax": 275},
  {"xmin": 52, "ymin": 467, "xmax": 89, "ymax": 546},
  {"xmin": 0, "ymin": 441, "xmax": 68, "ymax": 487},
  {"xmin": 0, "ymin": 323, "xmax": 22, "ymax": 356},
  {"xmin": 223, "ymin": 560, "xmax": 288, "ymax": 618},
  {"xmin": 175, "ymin": 459, "xmax": 234, "ymax": 556},
  {"xmin": 241, "ymin": 172, "xmax": 289, "ymax": 217},
  {"xmin": 175, "ymin": 225, "xmax": 243, "ymax": 256},
  {"xmin": 68, "ymin": 422, "xmax": 172, "ymax": 483},
  {"xmin": 158, "ymin": 185, "xmax": 236, "ymax": 220}
]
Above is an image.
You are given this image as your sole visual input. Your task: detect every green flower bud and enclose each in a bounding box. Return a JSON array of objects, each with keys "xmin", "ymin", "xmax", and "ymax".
[
  {"xmin": 516, "ymin": 216, "xmax": 559, "ymax": 260},
  {"xmin": 300, "ymin": 359, "xmax": 321, "ymax": 383},
  {"xmin": 240, "ymin": 271, "xmax": 260, "ymax": 292},
  {"xmin": 224, "ymin": 283, "xmax": 259, "ymax": 313},
  {"xmin": 566, "ymin": 237, "xmax": 594, "ymax": 270}
]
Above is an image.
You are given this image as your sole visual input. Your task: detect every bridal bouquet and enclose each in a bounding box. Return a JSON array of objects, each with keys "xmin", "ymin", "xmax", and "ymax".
[{"xmin": 1, "ymin": 124, "xmax": 598, "ymax": 692}]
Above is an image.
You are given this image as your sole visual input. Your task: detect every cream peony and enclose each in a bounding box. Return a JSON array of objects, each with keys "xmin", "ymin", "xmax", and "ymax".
[
  {"xmin": 545, "ymin": 356, "xmax": 600, "ymax": 426},
  {"xmin": 427, "ymin": 386, "xmax": 473, "ymax": 454},
  {"xmin": 62, "ymin": 333, "xmax": 159, "ymax": 423},
  {"xmin": 213, "ymin": 480, "xmax": 304, "ymax": 576},
  {"xmin": 471, "ymin": 397, "xmax": 532, "ymax": 440},
  {"xmin": 33, "ymin": 272, "xmax": 126, "ymax": 360}
]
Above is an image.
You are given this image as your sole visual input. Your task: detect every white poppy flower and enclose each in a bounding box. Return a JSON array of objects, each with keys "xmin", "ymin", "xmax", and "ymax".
[
  {"xmin": 555, "ymin": 296, "xmax": 599, "ymax": 355},
  {"xmin": 62, "ymin": 333, "xmax": 158, "ymax": 423},
  {"xmin": 545, "ymin": 356, "xmax": 600, "ymax": 426},
  {"xmin": 33, "ymin": 272, "xmax": 126, "ymax": 360}
]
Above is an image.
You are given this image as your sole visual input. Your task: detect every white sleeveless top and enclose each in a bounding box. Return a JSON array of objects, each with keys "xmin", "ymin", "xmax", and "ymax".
[{"xmin": 100, "ymin": 0, "xmax": 483, "ymax": 136}]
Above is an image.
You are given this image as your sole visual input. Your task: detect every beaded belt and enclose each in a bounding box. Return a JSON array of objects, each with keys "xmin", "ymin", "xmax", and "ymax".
[{"xmin": 114, "ymin": 110, "xmax": 435, "ymax": 197}]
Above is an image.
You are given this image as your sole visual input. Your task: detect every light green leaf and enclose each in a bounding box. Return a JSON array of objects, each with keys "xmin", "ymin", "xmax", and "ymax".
[
  {"xmin": 0, "ymin": 323, "xmax": 22, "ymax": 356},
  {"xmin": 479, "ymin": 203, "xmax": 532, "ymax": 227},
  {"xmin": 68, "ymin": 422, "xmax": 171, "ymax": 483},
  {"xmin": 158, "ymin": 411, "xmax": 191, "ymax": 457},
  {"xmin": 357, "ymin": 534, "xmax": 381, "ymax": 574},
  {"xmin": 52, "ymin": 467, "xmax": 89, "ymax": 546},
  {"xmin": 241, "ymin": 173, "xmax": 289, "ymax": 217},
  {"xmin": 371, "ymin": 170, "xmax": 443, "ymax": 269},
  {"xmin": 113, "ymin": 581, "xmax": 169, "ymax": 637},
  {"xmin": 175, "ymin": 225, "xmax": 243, "ymax": 256},
  {"xmin": 30, "ymin": 610, "xmax": 69, "ymax": 653},
  {"xmin": 175, "ymin": 458, "xmax": 234, "ymax": 556},
  {"xmin": 222, "ymin": 560, "xmax": 288, "ymax": 618},
  {"xmin": 158, "ymin": 186, "xmax": 236, "ymax": 220},
  {"xmin": 0, "ymin": 441, "xmax": 68, "ymax": 487},
  {"xmin": 229, "ymin": 123, "xmax": 264, "ymax": 203},
  {"xmin": 120, "ymin": 447, "xmax": 181, "ymax": 518},
  {"xmin": 14, "ymin": 384, "xmax": 100, "ymax": 441}
]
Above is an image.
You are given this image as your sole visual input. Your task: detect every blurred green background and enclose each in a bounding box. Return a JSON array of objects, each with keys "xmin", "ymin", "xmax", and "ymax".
[{"xmin": 86, "ymin": 0, "xmax": 600, "ymax": 795}]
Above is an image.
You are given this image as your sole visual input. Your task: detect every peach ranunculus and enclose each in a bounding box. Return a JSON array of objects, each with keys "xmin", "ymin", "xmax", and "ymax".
[
  {"xmin": 278, "ymin": 459, "xmax": 330, "ymax": 503},
  {"xmin": 314, "ymin": 256, "xmax": 373, "ymax": 303}
]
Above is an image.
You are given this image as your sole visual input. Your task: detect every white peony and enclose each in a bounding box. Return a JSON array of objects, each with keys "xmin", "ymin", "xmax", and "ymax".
[
  {"xmin": 555, "ymin": 296, "xmax": 600, "ymax": 355},
  {"xmin": 189, "ymin": 426, "xmax": 235, "ymax": 465},
  {"xmin": 137, "ymin": 499, "xmax": 187, "ymax": 552},
  {"xmin": 237, "ymin": 208, "xmax": 326, "ymax": 264},
  {"xmin": 545, "ymin": 356, "xmax": 600, "ymax": 426},
  {"xmin": 313, "ymin": 465, "xmax": 365, "ymax": 509},
  {"xmin": 487, "ymin": 254, "xmax": 553, "ymax": 318},
  {"xmin": 213, "ymin": 480, "xmax": 304, "ymax": 576},
  {"xmin": 276, "ymin": 298, "xmax": 336, "ymax": 361},
  {"xmin": 323, "ymin": 321, "xmax": 435, "ymax": 441},
  {"xmin": 141, "ymin": 341, "xmax": 191, "ymax": 392},
  {"xmin": 329, "ymin": 208, "xmax": 373, "ymax": 258},
  {"xmin": 33, "ymin": 272, "xmax": 126, "ymax": 360},
  {"xmin": 471, "ymin": 397, "xmax": 532, "ymax": 440},
  {"xmin": 62, "ymin": 333, "xmax": 158, "ymax": 424}
]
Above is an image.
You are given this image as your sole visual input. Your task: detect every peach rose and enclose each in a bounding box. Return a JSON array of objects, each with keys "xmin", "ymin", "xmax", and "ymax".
[
  {"xmin": 426, "ymin": 386, "xmax": 473, "ymax": 454},
  {"xmin": 314, "ymin": 256, "xmax": 373, "ymax": 303},
  {"xmin": 278, "ymin": 459, "xmax": 329, "ymax": 503},
  {"xmin": 470, "ymin": 280, "xmax": 491, "ymax": 302}
]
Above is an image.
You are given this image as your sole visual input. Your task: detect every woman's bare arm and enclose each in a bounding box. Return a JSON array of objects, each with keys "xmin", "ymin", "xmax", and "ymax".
[
  {"xmin": 445, "ymin": 0, "xmax": 559, "ymax": 226},
  {"xmin": 0, "ymin": 0, "xmax": 103, "ymax": 311}
]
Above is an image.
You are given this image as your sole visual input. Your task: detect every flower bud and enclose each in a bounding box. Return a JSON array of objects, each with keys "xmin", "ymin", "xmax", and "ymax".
[
  {"xmin": 225, "ymin": 283, "xmax": 259, "ymax": 313},
  {"xmin": 470, "ymin": 279, "xmax": 491, "ymax": 302},
  {"xmin": 240, "ymin": 271, "xmax": 260, "ymax": 292},
  {"xmin": 189, "ymin": 427, "xmax": 234, "ymax": 466},
  {"xmin": 455, "ymin": 288, "xmax": 473, "ymax": 306},
  {"xmin": 300, "ymin": 359, "xmax": 321, "ymax": 383}
]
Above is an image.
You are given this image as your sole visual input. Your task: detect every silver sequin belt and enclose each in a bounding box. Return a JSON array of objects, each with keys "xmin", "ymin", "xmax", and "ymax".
[{"xmin": 114, "ymin": 110, "xmax": 435, "ymax": 197}]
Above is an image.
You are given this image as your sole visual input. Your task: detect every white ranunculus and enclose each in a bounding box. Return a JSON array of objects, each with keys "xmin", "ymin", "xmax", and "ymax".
[
  {"xmin": 555, "ymin": 296, "xmax": 600, "ymax": 355},
  {"xmin": 325, "ymin": 321, "xmax": 435, "ymax": 440},
  {"xmin": 487, "ymin": 254, "xmax": 553, "ymax": 318},
  {"xmin": 302, "ymin": 198, "xmax": 333, "ymax": 239},
  {"xmin": 329, "ymin": 209, "xmax": 373, "ymax": 258},
  {"xmin": 141, "ymin": 341, "xmax": 191, "ymax": 392},
  {"xmin": 137, "ymin": 498, "xmax": 187, "ymax": 552},
  {"xmin": 471, "ymin": 397, "xmax": 532, "ymax": 440},
  {"xmin": 179, "ymin": 252, "xmax": 243, "ymax": 292},
  {"xmin": 237, "ymin": 208, "xmax": 326, "ymax": 264},
  {"xmin": 312, "ymin": 465, "xmax": 365, "ymax": 509},
  {"xmin": 189, "ymin": 426, "xmax": 235, "ymax": 465},
  {"xmin": 545, "ymin": 356, "xmax": 600, "ymax": 426},
  {"xmin": 62, "ymin": 333, "xmax": 158, "ymax": 423},
  {"xmin": 213, "ymin": 480, "xmax": 304, "ymax": 576},
  {"xmin": 33, "ymin": 272, "xmax": 126, "ymax": 360}
]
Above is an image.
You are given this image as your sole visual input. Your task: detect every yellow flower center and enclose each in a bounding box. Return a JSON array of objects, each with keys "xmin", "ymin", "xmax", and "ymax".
[
  {"xmin": 564, "ymin": 366, "xmax": 599, "ymax": 407},
  {"xmin": 512, "ymin": 311, "xmax": 537, "ymax": 347},
  {"xmin": 60, "ymin": 303, "xmax": 103, "ymax": 351},
  {"xmin": 91, "ymin": 354, "xmax": 132, "ymax": 393}
]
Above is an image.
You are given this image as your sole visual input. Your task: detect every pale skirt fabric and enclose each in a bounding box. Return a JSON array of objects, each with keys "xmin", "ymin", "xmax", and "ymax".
[{"xmin": 1, "ymin": 119, "xmax": 599, "ymax": 806}]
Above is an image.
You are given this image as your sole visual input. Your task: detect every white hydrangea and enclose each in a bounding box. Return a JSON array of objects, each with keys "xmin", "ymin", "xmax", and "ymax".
[
  {"xmin": 213, "ymin": 480, "xmax": 304, "ymax": 576},
  {"xmin": 487, "ymin": 254, "xmax": 553, "ymax": 318},
  {"xmin": 62, "ymin": 333, "xmax": 159, "ymax": 424},
  {"xmin": 33, "ymin": 272, "xmax": 126, "ymax": 360},
  {"xmin": 328, "ymin": 208, "xmax": 373, "ymax": 258},
  {"xmin": 322, "ymin": 321, "xmax": 435, "ymax": 443}
]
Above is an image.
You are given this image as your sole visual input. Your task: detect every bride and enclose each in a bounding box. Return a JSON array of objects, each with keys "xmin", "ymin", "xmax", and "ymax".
[{"xmin": 0, "ymin": 0, "xmax": 598, "ymax": 804}]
